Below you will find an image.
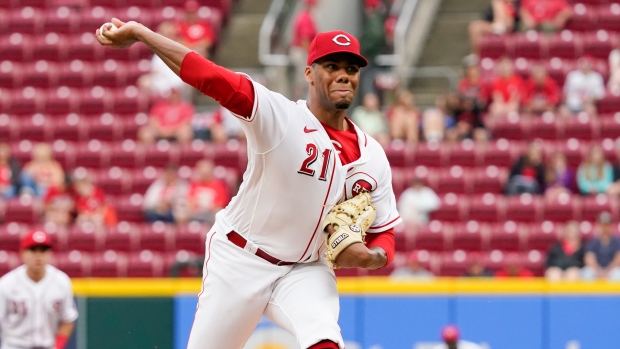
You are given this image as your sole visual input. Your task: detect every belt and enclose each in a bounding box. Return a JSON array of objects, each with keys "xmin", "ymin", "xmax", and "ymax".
[{"xmin": 227, "ymin": 231, "xmax": 295, "ymax": 266}]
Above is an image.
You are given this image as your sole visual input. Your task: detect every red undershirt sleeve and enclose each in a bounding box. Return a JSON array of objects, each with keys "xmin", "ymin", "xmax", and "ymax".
[
  {"xmin": 365, "ymin": 228, "xmax": 395, "ymax": 267},
  {"xmin": 179, "ymin": 51, "xmax": 255, "ymax": 118}
]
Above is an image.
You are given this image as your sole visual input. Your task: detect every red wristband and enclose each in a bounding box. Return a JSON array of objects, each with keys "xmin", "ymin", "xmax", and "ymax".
[{"xmin": 55, "ymin": 334, "xmax": 68, "ymax": 349}]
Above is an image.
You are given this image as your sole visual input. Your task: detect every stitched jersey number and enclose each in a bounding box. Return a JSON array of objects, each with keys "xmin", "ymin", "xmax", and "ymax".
[
  {"xmin": 298, "ymin": 143, "xmax": 331, "ymax": 180},
  {"xmin": 10, "ymin": 301, "xmax": 27, "ymax": 316}
]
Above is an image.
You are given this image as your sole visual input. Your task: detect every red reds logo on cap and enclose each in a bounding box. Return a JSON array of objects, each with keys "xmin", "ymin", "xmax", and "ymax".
[
  {"xmin": 32, "ymin": 231, "xmax": 47, "ymax": 243},
  {"xmin": 332, "ymin": 34, "xmax": 351, "ymax": 46}
]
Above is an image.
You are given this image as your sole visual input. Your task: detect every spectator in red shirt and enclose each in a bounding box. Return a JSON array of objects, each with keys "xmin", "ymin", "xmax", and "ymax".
[
  {"xmin": 138, "ymin": 88, "xmax": 195, "ymax": 144},
  {"xmin": 523, "ymin": 64, "xmax": 560, "ymax": 114},
  {"xmin": 0, "ymin": 143, "xmax": 21, "ymax": 198},
  {"xmin": 289, "ymin": 0, "xmax": 319, "ymax": 99},
  {"xmin": 520, "ymin": 0, "xmax": 572, "ymax": 33},
  {"xmin": 487, "ymin": 57, "xmax": 524, "ymax": 125},
  {"xmin": 187, "ymin": 160, "xmax": 230, "ymax": 223},
  {"xmin": 495, "ymin": 252, "xmax": 534, "ymax": 278},
  {"xmin": 469, "ymin": 0, "xmax": 518, "ymax": 55},
  {"xmin": 176, "ymin": 0, "xmax": 216, "ymax": 58},
  {"xmin": 72, "ymin": 168, "xmax": 116, "ymax": 227}
]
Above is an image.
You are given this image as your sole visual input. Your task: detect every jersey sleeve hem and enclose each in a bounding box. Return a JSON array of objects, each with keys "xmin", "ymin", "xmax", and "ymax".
[
  {"xmin": 228, "ymin": 73, "xmax": 258, "ymax": 123},
  {"xmin": 367, "ymin": 216, "xmax": 402, "ymax": 233}
]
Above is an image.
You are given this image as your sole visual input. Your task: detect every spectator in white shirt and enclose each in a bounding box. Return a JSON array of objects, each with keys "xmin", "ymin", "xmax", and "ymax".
[
  {"xmin": 562, "ymin": 56, "xmax": 605, "ymax": 116},
  {"xmin": 608, "ymin": 41, "xmax": 620, "ymax": 94},
  {"xmin": 397, "ymin": 178, "xmax": 440, "ymax": 225}
]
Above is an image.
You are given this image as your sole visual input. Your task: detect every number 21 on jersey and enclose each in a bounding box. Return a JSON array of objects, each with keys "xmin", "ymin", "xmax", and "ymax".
[{"xmin": 297, "ymin": 143, "xmax": 332, "ymax": 181}]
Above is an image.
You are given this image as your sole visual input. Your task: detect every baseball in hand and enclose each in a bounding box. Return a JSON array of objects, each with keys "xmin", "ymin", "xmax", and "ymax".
[{"xmin": 99, "ymin": 22, "xmax": 119, "ymax": 38}]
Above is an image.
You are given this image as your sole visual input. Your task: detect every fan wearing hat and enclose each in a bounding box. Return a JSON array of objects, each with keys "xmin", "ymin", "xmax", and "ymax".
[
  {"xmin": 0, "ymin": 231, "xmax": 78, "ymax": 349},
  {"xmin": 430, "ymin": 325, "xmax": 485, "ymax": 349},
  {"xmin": 97, "ymin": 17, "xmax": 401, "ymax": 349},
  {"xmin": 582, "ymin": 212, "xmax": 620, "ymax": 281}
]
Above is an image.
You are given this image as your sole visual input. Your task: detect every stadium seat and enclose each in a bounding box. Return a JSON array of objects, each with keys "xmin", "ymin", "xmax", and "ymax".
[
  {"xmin": 127, "ymin": 250, "xmax": 165, "ymax": 277},
  {"xmin": 542, "ymin": 193, "xmax": 581, "ymax": 221},
  {"xmin": 394, "ymin": 230, "xmax": 412, "ymax": 252},
  {"xmin": 112, "ymin": 86, "xmax": 151, "ymax": 114},
  {"xmin": 435, "ymin": 166, "xmax": 469, "ymax": 194},
  {"xmin": 527, "ymin": 221, "xmax": 560, "ymax": 251},
  {"xmin": 413, "ymin": 142, "xmax": 446, "ymax": 168},
  {"xmin": 43, "ymin": 6, "xmax": 78, "ymax": 34},
  {"xmin": 580, "ymin": 194, "xmax": 619, "ymax": 222},
  {"xmin": 367, "ymin": 262, "xmax": 395, "ymax": 276},
  {"xmin": 4, "ymin": 196, "xmax": 41, "ymax": 224},
  {"xmin": 144, "ymin": 141, "xmax": 179, "ymax": 168},
  {"xmin": 104, "ymin": 221, "xmax": 139, "ymax": 252},
  {"xmin": 0, "ymin": 33, "xmax": 33, "ymax": 61},
  {"xmin": 384, "ymin": 141, "xmax": 414, "ymax": 168},
  {"xmin": 489, "ymin": 114, "xmax": 526, "ymax": 140},
  {"xmin": 599, "ymin": 113, "xmax": 620, "ymax": 139},
  {"xmin": 512, "ymin": 31, "xmax": 546, "ymax": 59},
  {"xmin": 44, "ymin": 87, "xmax": 80, "ymax": 115},
  {"xmin": 94, "ymin": 167, "xmax": 130, "ymax": 195},
  {"xmin": 58, "ymin": 60, "xmax": 93, "ymax": 88},
  {"xmin": 67, "ymin": 33, "xmax": 104, "ymax": 61},
  {"xmin": 77, "ymin": 86, "xmax": 113, "ymax": 115},
  {"xmin": 85, "ymin": 113, "xmax": 122, "ymax": 142},
  {"xmin": 0, "ymin": 222, "xmax": 24, "ymax": 251},
  {"xmin": 527, "ymin": 113, "xmax": 562, "ymax": 140},
  {"xmin": 412, "ymin": 220, "xmax": 450, "ymax": 251},
  {"xmin": 51, "ymin": 114, "xmax": 85, "ymax": 142},
  {"xmin": 520, "ymin": 250, "xmax": 546, "ymax": 276},
  {"xmin": 9, "ymin": 140, "xmax": 34, "ymax": 164},
  {"xmin": 9, "ymin": 87, "xmax": 44, "ymax": 115},
  {"xmin": 334, "ymin": 268, "xmax": 367, "ymax": 277},
  {"xmin": 488, "ymin": 221, "xmax": 523, "ymax": 251},
  {"xmin": 504, "ymin": 194, "xmax": 543, "ymax": 222},
  {"xmin": 0, "ymin": 251, "xmax": 19, "ymax": 277},
  {"xmin": 482, "ymin": 249, "xmax": 507, "ymax": 274},
  {"xmin": 90, "ymin": 250, "xmax": 127, "ymax": 277},
  {"xmin": 445, "ymin": 141, "xmax": 479, "ymax": 168},
  {"xmin": 0, "ymin": 113, "xmax": 18, "ymax": 142},
  {"xmin": 0, "ymin": 61, "xmax": 23, "ymax": 89},
  {"xmin": 565, "ymin": 3, "xmax": 596, "ymax": 32},
  {"xmin": 138, "ymin": 222, "xmax": 175, "ymax": 252},
  {"xmin": 451, "ymin": 220, "xmax": 487, "ymax": 251},
  {"xmin": 598, "ymin": 3, "xmax": 620, "ymax": 32},
  {"xmin": 598, "ymin": 93, "xmax": 620, "ymax": 114},
  {"xmin": 564, "ymin": 114, "xmax": 600, "ymax": 140},
  {"xmin": 437, "ymin": 250, "xmax": 471, "ymax": 276},
  {"xmin": 8, "ymin": 7, "xmax": 44, "ymax": 34},
  {"xmin": 115, "ymin": 6, "xmax": 153, "ymax": 30},
  {"xmin": 110, "ymin": 140, "xmax": 145, "ymax": 169},
  {"xmin": 479, "ymin": 139, "xmax": 514, "ymax": 167},
  {"xmin": 176, "ymin": 221, "xmax": 208, "ymax": 254},
  {"xmin": 577, "ymin": 220, "xmax": 597, "ymax": 242},
  {"xmin": 22, "ymin": 61, "xmax": 58, "ymax": 88},
  {"xmin": 17, "ymin": 113, "xmax": 52, "ymax": 141},
  {"xmin": 74, "ymin": 140, "xmax": 111, "ymax": 169},
  {"xmin": 213, "ymin": 141, "xmax": 247, "ymax": 175},
  {"xmin": 479, "ymin": 34, "xmax": 509, "ymax": 59},
  {"xmin": 468, "ymin": 193, "xmax": 504, "ymax": 222},
  {"xmin": 77, "ymin": 6, "xmax": 110, "ymax": 34},
  {"xmin": 552, "ymin": 138, "xmax": 587, "ymax": 168},
  {"xmin": 545, "ymin": 57, "xmax": 573, "ymax": 86},
  {"xmin": 165, "ymin": 250, "xmax": 203, "ymax": 278},
  {"xmin": 66, "ymin": 222, "xmax": 103, "ymax": 252},
  {"xmin": 547, "ymin": 31, "xmax": 582, "ymax": 59},
  {"xmin": 113, "ymin": 194, "xmax": 145, "ymax": 222},
  {"xmin": 179, "ymin": 140, "xmax": 213, "ymax": 167},
  {"xmin": 471, "ymin": 166, "xmax": 508, "ymax": 194},
  {"xmin": 33, "ymin": 33, "xmax": 67, "ymax": 61},
  {"xmin": 52, "ymin": 250, "xmax": 90, "ymax": 278},
  {"xmin": 92, "ymin": 59, "xmax": 127, "ymax": 88},
  {"xmin": 430, "ymin": 193, "xmax": 467, "ymax": 222},
  {"xmin": 582, "ymin": 30, "xmax": 615, "ymax": 59}
]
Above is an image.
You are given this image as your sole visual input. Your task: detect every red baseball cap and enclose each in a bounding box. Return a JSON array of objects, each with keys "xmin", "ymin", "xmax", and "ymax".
[
  {"xmin": 184, "ymin": 0, "xmax": 200, "ymax": 11},
  {"xmin": 20, "ymin": 230, "xmax": 53, "ymax": 250},
  {"xmin": 306, "ymin": 30, "xmax": 368, "ymax": 67},
  {"xmin": 441, "ymin": 325, "xmax": 460, "ymax": 342}
]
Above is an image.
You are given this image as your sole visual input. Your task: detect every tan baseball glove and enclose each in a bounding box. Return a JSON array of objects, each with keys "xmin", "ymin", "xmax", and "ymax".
[{"xmin": 322, "ymin": 191, "xmax": 376, "ymax": 269}]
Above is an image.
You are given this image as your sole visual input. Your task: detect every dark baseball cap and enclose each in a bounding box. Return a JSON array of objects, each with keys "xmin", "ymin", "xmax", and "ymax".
[
  {"xmin": 306, "ymin": 30, "xmax": 368, "ymax": 67},
  {"xmin": 20, "ymin": 230, "xmax": 53, "ymax": 250}
]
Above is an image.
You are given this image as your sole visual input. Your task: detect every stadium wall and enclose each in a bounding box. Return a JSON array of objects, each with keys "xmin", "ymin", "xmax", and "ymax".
[{"xmin": 65, "ymin": 278, "xmax": 620, "ymax": 349}]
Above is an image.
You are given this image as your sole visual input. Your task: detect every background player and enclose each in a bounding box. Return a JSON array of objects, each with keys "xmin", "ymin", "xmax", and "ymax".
[
  {"xmin": 431, "ymin": 325, "xmax": 485, "ymax": 349},
  {"xmin": 97, "ymin": 19, "xmax": 400, "ymax": 349},
  {"xmin": 0, "ymin": 230, "xmax": 78, "ymax": 349}
]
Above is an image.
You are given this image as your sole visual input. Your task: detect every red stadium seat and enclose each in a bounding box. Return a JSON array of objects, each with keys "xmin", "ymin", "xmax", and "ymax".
[
  {"xmin": 90, "ymin": 250, "xmax": 127, "ymax": 277},
  {"xmin": 437, "ymin": 250, "xmax": 471, "ymax": 276},
  {"xmin": 445, "ymin": 141, "xmax": 479, "ymax": 168},
  {"xmin": 580, "ymin": 194, "xmax": 619, "ymax": 222},
  {"xmin": 9, "ymin": 87, "xmax": 44, "ymax": 115},
  {"xmin": 520, "ymin": 250, "xmax": 546, "ymax": 276},
  {"xmin": 334, "ymin": 268, "xmax": 368, "ymax": 277},
  {"xmin": 394, "ymin": 230, "xmax": 412, "ymax": 252},
  {"xmin": 0, "ymin": 222, "xmax": 24, "ymax": 251},
  {"xmin": 451, "ymin": 220, "xmax": 488, "ymax": 251},
  {"xmin": 367, "ymin": 262, "xmax": 395, "ymax": 276},
  {"xmin": 577, "ymin": 220, "xmax": 596, "ymax": 242},
  {"xmin": 33, "ymin": 33, "xmax": 67, "ymax": 61},
  {"xmin": 66, "ymin": 223, "xmax": 103, "ymax": 252},
  {"xmin": 121, "ymin": 112, "xmax": 149, "ymax": 140},
  {"xmin": 468, "ymin": 193, "xmax": 504, "ymax": 222},
  {"xmin": 165, "ymin": 250, "xmax": 203, "ymax": 278},
  {"xmin": 435, "ymin": 166, "xmax": 469, "ymax": 194},
  {"xmin": 179, "ymin": 141, "xmax": 213, "ymax": 167},
  {"xmin": 527, "ymin": 221, "xmax": 560, "ymax": 251},
  {"xmin": 0, "ymin": 251, "xmax": 19, "ymax": 277},
  {"xmin": 105, "ymin": 221, "xmax": 140, "ymax": 252},
  {"xmin": 512, "ymin": 31, "xmax": 546, "ymax": 59},
  {"xmin": 67, "ymin": 33, "xmax": 104, "ymax": 61},
  {"xmin": 479, "ymin": 139, "xmax": 514, "ymax": 167},
  {"xmin": 85, "ymin": 113, "xmax": 123, "ymax": 141},
  {"xmin": 9, "ymin": 140, "xmax": 34, "ymax": 164},
  {"xmin": 113, "ymin": 194, "xmax": 145, "ymax": 222},
  {"xmin": 77, "ymin": 6, "xmax": 110, "ymax": 33},
  {"xmin": 22, "ymin": 61, "xmax": 58, "ymax": 88},
  {"xmin": 527, "ymin": 112, "xmax": 562, "ymax": 140},
  {"xmin": 44, "ymin": 87, "xmax": 80, "ymax": 115},
  {"xmin": 582, "ymin": 30, "xmax": 615, "ymax": 59},
  {"xmin": 430, "ymin": 193, "xmax": 468, "ymax": 222},
  {"xmin": 4, "ymin": 196, "xmax": 41, "ymax": 224},
  {"xmin": 77, "ymin": 86, "xmax": 113, "ymax": 115},
  {"xmin": 488, "ymin": 221, "xmax": 523, "ymax": 251},
  {"xmin": 92, "ymin": 59, "xmax": 128, "ymax": 88},
  {"xmin": 139, "ymin": 222, "xmax": 175, "ymax": 252},
  {"xmin": 598, "ymin": 93, "xmax": 620, "ymax": 114},
  {"xmin": 116, "ymin": 6, "xmax": 153, "ymax": 30},
  {"xmin": 144, "ymin": 141, "xmax": 180, "ymax": 168},
  {"xmin": 482, "ymin": 249, "xmax": 508, "ymax": 274},
  {"xmin": 505, "ymin": 194, "xmax": 543, "ymax": 222},
  {"xmin": 0, "ymin": 33, "xmax": 33, "ymax": 61},
  {"xmin": 176, "ymin": 221, "xmax": 208, "ymax": 254},
  {"xmin": 58, "ymin": 60, "xmax": 93, "ymax": 88},
  {"xmin": 600, "ymin": 113, "xmax": 620, "ymax": 139},
  {"xmin": 89, "ymin": 0, "xmax": 124, "ymax": 7},
  {"xmin": 547, "ymin": 31, "xmax": 582, "ymax": 59},
  {"xmin": 489, "ymin": 113, "xmax": 526, "ymax": 140},
  {"xmin": 542, "ymin": 192, "xmax": 581, "ymax": 221},
  {"xmin": 52, "ymin": 250, "xmax": 91, "ymax": 278},
  {"xmin": 565, "ymin": 3, "xmax": 596, "ymax": 31},
  {"xmin": 8, "ymin": 7, "xmax": 44, "ymax": 34},
  {"xmin": 384, "ymin": 141, "xmax": 414, "ymax": 168},
  {"xmin": 412, "ymin": 220, "xmax": 450, "ymax": 252},
  {"xmin": 112, "ymin": 86, "xmax": 151, "ymax": 114},
  {"xmin": 127, "ymin": 250, "xmax": 165, "ymax": 277},
  {"xmin": 17, "ymin": 113, "xmax": 52, "ymax": 142},
  {"xmin": 564, "ymin": 114, "xmax": 600, "ymax": 140},
  {"xmin": 213, "ymin": 141, "xmax": 247, "ymax": 175},
  {"xmin": 74, "ymin": 140, "xmax": 111, "ymax": 169},
  {"xmin": 43, "ymin": 6, "xmax": 78, "ymax": 34},
  {"xmin": 94, "ymin": 167, "xmax": 130, "ymax": 195},
  {"xmin": 479, "ymin": 34, "xmax": 509, "ymax": 59},
  {"xmin": 0, "ymin": 61, "xmax": 23, "ymax": 89},
  {"xmin": 0, "ymin": 113, "xmax": 18, "ymax": 142},
  {"xmin": 110, "ymin": 140, "xmax": 145, "ymax": 169},
  {"xmin": 552, "ymin": 138, "xmax": 587, "ymax": 168},
  {"xmin": 545, "ymin": 57, "xmax": 573, "ymax": 86},
  {"xmin": 51, "ymin": 114, "xmax": 86, "ymax": 142},
  {"xmin": 471, "ymin": 166, "xmax": 508, "ymax": 194},
  {"xmin": 598, "ymin": 3, "xmax": 620, "ymax": 32},
  {"xmin": 51, "ymin": 140, "xmax": 76, "ymax": 169},
  {"xmin": 413, "ymin": 142, "xmax": 446, "ymax": 168}
]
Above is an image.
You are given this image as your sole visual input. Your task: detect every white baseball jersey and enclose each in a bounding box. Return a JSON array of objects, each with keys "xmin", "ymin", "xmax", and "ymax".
[
  {"xmin": 214, "ymin": 77, "xmax": 402, "ymax": 263},
  {"xmin": 0, "ymin": 265, "xmax": 78, "ymax": 349}
]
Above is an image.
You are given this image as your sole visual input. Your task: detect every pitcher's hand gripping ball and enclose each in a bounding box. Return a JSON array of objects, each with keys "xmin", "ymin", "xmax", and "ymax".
[{"xmin": 322, "ymin": 191, "xmax": 376, "ymax": 269}]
